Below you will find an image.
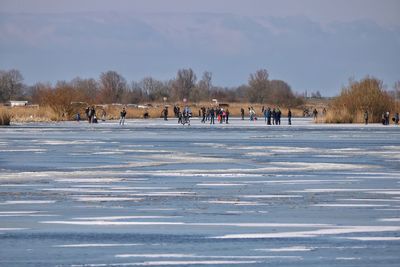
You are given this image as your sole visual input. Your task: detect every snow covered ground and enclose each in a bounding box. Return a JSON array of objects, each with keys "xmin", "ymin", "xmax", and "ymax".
[{"xmin": 0, "ymin": 117, "xmax": 399, "ymax": 266}]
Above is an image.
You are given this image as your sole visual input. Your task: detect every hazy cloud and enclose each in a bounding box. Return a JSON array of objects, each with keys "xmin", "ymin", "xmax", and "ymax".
[{"xmin": 0, "ymin": 0, "xmax": 399, "ymax": 95}]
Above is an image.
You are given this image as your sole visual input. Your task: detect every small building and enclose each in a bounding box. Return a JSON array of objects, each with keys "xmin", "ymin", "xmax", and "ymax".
[{"xmin": 9, "ymin": 100, "xmax": 28, "ymax": 107}]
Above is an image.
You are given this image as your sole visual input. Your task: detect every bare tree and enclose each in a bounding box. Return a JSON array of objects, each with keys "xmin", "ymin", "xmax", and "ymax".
[
  {"xmin": 71, "ymin": 77, "xmax": 99, "ymax": 104},
  {"xmin": 269, "ymin": 80, "xmax": 296, "ymax": 105},
  {"xmin": 395, "ymin": 81, "xmax": 400, "ymax": 102},
  {"xmin": 123, "ymin": 81, "xmax": 144, "ymax": 104},
  {"xmin": 248, "ymin": 69, "xmax": 270, "ymax": 103},
  {"xmin": 98, "ymin": 71, "xmax": 127, "ymax": 104},
  {"xmin": 0, "ymin": 69, "xmax": 24, "ymax": 102},
  {"xmin": 172, "ymin": 68, "xmax": 197, "ymax": 101},
  {"xmin": 139, "ymin": 77, "xmax": 168, "ymax": 102},
  {"xmin": 192, "ymin": 71, "xmax": 213, "ymax": 102},
  {"xmin": 28, "ymin": 82, "xmax": 52, "ymax": 105}
]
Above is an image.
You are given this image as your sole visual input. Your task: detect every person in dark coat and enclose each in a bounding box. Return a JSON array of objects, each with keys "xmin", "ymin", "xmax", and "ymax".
[
  {"xmin": 201, "ymin": 107, "xmax": 206, "ymax": 123},
  {"xmin": 85, "ymin": 106, "xmax": 91, "ymax": 123},
  {"xmin": 225, "ymin": 109, "xmax": 230, "ymax": 124},
  {"xmin": 266, "ymin": 107, "xmax": 272, "ymax": 125},
  {"xmin": 276, "ymin": 108, "xmax": 281, "ymax": 125},
  {"xmin": 394, "ymin": 112, "xmax": 399, "ymax": 125},
  {"xmin": 272, "ymin": 108, "xmax": 276, "ymax": 125},
  {"xmin": 210, "ymin": 108, "xmax": 215, "ymax": 124},
  {"xmin": 288, "ymin": 109, "xmax": 292, "ymax": 125},
  {"xmin": 119, "ymin": 107, "xmax": 127, "ymax": 125},
  {"xmin": 162, "ymin": 107, "xmax": 168, "ymax": 121}
]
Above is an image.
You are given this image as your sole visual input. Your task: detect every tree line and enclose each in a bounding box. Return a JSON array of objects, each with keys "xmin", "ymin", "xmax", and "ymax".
[{"xmin": 0, "ymin": 68, "xmax": 303, "ymax": 106}]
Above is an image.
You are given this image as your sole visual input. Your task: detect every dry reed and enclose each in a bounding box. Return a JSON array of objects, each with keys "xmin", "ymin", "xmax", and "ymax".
[{"xmin": 0, "ymin": 107, "xmax": 12, "ymax": 125}]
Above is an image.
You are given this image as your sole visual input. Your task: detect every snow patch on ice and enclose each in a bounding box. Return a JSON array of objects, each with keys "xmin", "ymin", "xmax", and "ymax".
[
  {"xmin": 341, "ymin": 237, "xmax": 400, "ymax": 241},
  {"xmin": 212, "ymin": 226, "xmax": 400, "ymax": 239},
  {"xmin": 0, "ymin": 200, "xmax": 56, "ymax": 205},
  {"xmin": 255, "ymin": 246, "xmax": 314, "ymax": 252},
  {"xmin": 313, "ymin": 204, "xmax": 389, "ymax": 207},
  {"xmin": 54, "ymin": 243, "xmax": 141, "ymax": 248}
]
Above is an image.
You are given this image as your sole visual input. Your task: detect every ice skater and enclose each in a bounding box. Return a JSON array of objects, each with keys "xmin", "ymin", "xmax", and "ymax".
[{"xmin": 119, "ymin": 107, "xmax": 127, "ymax": 125}]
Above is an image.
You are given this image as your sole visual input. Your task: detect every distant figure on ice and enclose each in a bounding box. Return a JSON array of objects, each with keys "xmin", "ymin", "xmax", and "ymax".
[
  {"xmin": 313, "ymin": 108, "xmax": 318, "ymax": 120},
  {"xmin": 364, "ymin": 110, "xmax": 369, "ymax": 125},
  {"xmin": 263, "ymin": 108, "xmax": 268, "ymax": 123},
  {"xmin": 87, "ymin": 106, "xmax": 96, "ymax": 123},
  {"xmin": 276, "ymin": 108, "xmax": 281, "ymax": 125},
  {"xmin": 240, "ymin": 108, "xmax": 245, "ymax": 120},
  {"xmin": 288, "ymin": 109, "xmax": 292, "ymax": 125},
  {"xmin": 162, "ymin": 106, "xmax": 168, "ymax": 121},
  {"xmin": 201, "ymin": 107, "xmax": 206, "ymax": 123},
  {"xmin": 384, "ymin": 111, "xmax": 390, "ymax": 125},
  {"xmin": 177, "ymin": 111, "xmax": 182, "ymax": 124},
  {"xmin": 225, "ymin": 109, "xmax": 230, "ymax": 124},
  {"xmin": 249, "ymin": 107, "xmax": 256, "ymax": 121},
  {"xmin": 101, "ymin": 109, "xmax": 107, "ymax": 122},
  {"xmin": 266, "ymin": 107, "xmax": 272, "ymax": 125},
  {"xmin": 119, "ymin": 107, "xmax": 127, "ymax": 125},
  {"xmin": 76, "ymin": 113, "xmax": 81, "ymax": 122},
  {"xmin": 272, "ymin": 108, "xmax": 276, "ymax": 125},
  {"xmin": 181, "ymin": 105, "xmax": 192, "ymax": 125},
  {"xmin": 85, "ymin": 106, "xmax": 91, "ymax": 123},
  {"xmin": 394, "ymin": 112, "xmax": 399, "ymax": 125},
  {"xmin": 209, "ymin": 107, "xmax": 215, "ymax": 124},
  {"xmin": 173, "ymin": 105, "xmax": 180, "ymax": 118}
]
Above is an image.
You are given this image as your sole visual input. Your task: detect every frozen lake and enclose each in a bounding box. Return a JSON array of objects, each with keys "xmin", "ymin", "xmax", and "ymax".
[{"xmin": 1, "ymin": 117, "xmax": 399, "ymax": 266}]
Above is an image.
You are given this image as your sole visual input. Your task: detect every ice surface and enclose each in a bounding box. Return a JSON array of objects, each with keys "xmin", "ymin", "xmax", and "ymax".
[{"xmin": 0, "ymin": 118, "xmax": 399, "ymax": 266}]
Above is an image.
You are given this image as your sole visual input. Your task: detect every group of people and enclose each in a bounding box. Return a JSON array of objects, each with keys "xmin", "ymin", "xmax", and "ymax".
[
  {"xmin": 84, "ymin": 106, "xmax": 98, "ymax": 123},
  {"xmin": 198, "ymin": 107, "xmax": 230, "ymax": 124},
  {"xmin": 78, "ymin": 106, "xmax": 126, "ymax": 125},
  {"xmin": 79, "ymin": 105, "xmax": 399, "ymax": 127},
  {"xmin": 262, "ymin": 107, "xmax": 290, "ymax": 125},
  {"xmin": 369, "ymin": 111, "xmax": 400, "ymax": 125},
  {"xmin": 363, "ymin": 110, "xmax": 400, "ymax": 125},
  {"xmin": 243, "ymin": 106, "xmax": 292, "ymax": 125},
  {"xmin": 178, "ymin": 106, "xmax": 192, "ymax": 125}
]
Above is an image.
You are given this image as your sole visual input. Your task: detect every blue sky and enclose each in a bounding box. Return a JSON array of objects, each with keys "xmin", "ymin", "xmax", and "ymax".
[{"xmin": 0, "ymin": 0, "xmax": 399, "ymax": 96}]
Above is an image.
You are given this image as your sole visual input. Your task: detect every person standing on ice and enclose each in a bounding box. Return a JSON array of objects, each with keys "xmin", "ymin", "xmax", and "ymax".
[
  {"xmin": 225, "ymin": 109, "xmax": 230, "ymax": 124},
  {"xmin": 201, "ymin": 107, "xmax": 206, "ymax": 123},
  {"xmin": 249, "ymin": 107, "xmax": 256, "ymax": 121},
  {"xmin": 272, "ymin": 108, "xmax": 276, "ymax": 125},
  {"xmin": 263, "ymin": 108, "xmax": 268, "ymax": 123},
  {"xmin": 364, "ymin": 110, "xmax": 369, "ymax": 125},
  {"xmin": 288, "ymin": 109, "xmax": 292, "ymax": 125},
  {"xmin": 383, "ymin": 111, "xmax": 390, "ymax": 125},
  {"xmin": 85, "ymin": 106, "xmax": 91, "ymax": 123},
  {"xmin": 266, "ymin": 107, "xmax": 272, "ymax": 125},
  {"xmin": 101, "ymin": 109, "xmax": 107, "ymax": 122},
  {"xmin": 90, "ymin": 106, "xmax": 96, "ymax": 123},
  {"xmin": 162, "ymin": 106, "xmax": 168, "ymax": 121},
  {"xmin": 394, "ymin": 112, "xmax": 399, "ymax": 125},
  {"xmin": 209, "ymin": 107, "xmax": 215, "ymax": 124},
  {"xmin": 313, "ymin": 108, "xmax": 318, "ymax": 120},
  {"xmin": 240, "ymin": 108, "xmax": 245, "ymax": 120},
  {"xmin": 119, "ymin": 107, "xmax": 127, "ymax": 126},
  {"xmin": 276, "ymin": 108, "xmax": 282, "ymax": 125}
]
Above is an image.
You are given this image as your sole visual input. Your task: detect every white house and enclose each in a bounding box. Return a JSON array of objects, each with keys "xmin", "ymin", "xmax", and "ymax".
[{"xmin": 9, "ymin": 100, "xmax": 28, "ymax": 107}]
